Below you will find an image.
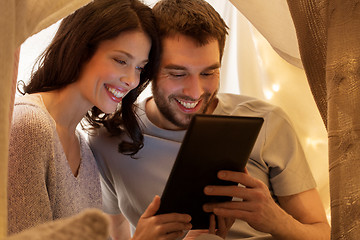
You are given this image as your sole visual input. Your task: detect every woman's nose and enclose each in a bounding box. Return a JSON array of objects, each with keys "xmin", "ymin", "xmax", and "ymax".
[{"xmin": 121, "ymin": 68, "xmax": 140, "ymax": 90}]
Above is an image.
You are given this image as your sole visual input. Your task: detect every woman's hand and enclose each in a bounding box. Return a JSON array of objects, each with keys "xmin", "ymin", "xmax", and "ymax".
[
  {"xmin": 211, "ymin": 214, "xmax": 235, "ymax": 238},
  {"xmin": 131, "ymin": 195, "xmax": 192, "ymax": 240},
  {"xmin": 184, "ymin": 214, "xmax": 234, "ymax": 240}
]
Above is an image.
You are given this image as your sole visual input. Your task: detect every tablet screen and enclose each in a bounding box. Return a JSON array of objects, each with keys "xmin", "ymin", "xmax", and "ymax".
[{"xmin": 156, "ymin": 114, "xmax": 264, "ymax": 229}]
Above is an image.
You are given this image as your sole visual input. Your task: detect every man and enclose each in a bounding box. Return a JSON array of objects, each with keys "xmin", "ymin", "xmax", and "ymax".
[{"xmin": 89, "ymin": 0, "xmax": 330, "ymax": 239}]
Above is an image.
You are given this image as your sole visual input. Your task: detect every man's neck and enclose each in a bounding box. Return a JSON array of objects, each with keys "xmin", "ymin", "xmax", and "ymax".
[{"xmin": 204, "ymin": 97, "xmax": 218, "ymax": 114}]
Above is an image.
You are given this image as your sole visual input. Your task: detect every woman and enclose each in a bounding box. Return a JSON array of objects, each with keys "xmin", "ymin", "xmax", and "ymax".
[{"xmin": 8, "ymin": 0, "xmax": 192, "ymax": 238}]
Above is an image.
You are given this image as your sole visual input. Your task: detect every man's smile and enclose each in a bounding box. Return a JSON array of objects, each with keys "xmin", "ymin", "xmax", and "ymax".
[{"xmin": 175, "ymin": 98, "xmax": 201, "ymax": 109}]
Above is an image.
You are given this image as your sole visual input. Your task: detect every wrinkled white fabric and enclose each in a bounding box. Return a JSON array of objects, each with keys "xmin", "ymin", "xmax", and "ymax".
[{"xmin": 227, "ymin": 0, "xmax": 301, "ymax": 68}]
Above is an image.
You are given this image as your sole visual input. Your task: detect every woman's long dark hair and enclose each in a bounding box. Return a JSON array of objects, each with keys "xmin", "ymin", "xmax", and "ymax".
[{"xmin": 20, "ymin": 0, "xmax": 160, "ymax": 155}]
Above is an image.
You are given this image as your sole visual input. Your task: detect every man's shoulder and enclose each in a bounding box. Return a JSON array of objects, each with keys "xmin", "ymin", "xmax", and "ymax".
[{"xmin": 216, "ymin": 93, "xmax": 285, "ymax": 118}]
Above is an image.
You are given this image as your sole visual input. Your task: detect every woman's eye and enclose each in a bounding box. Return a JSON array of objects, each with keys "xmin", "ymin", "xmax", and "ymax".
[
  {"xmin": 136, "ymin": 66, "xmax": 145, "ymax": 73},
  {"xmin": 115, "ymin": 59, "xmax": 127, "ymax": 65}
]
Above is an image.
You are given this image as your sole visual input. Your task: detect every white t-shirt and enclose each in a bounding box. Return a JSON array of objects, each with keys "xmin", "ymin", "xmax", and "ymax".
[{"xmin": 89, "ymin": 93, "xmax": 316, "ymax": 239}]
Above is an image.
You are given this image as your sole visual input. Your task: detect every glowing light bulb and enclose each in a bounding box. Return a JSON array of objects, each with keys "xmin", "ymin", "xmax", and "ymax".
[
  {"xmin": 272, "ymin": 84, "xmax": 280, "ymax": 92},
  {"xmin": 264, "ymin": 90, "xmax": 273, "ymax": 100}
]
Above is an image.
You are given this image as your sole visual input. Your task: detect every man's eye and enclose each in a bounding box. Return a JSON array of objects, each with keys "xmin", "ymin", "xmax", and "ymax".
[
  {"xmin": 201, "ymin": 71, "xmax": 214, "ymax": 76},
  {"xmin": 170, "ymin": 73, "xmax": 186, "ymax": 78}
]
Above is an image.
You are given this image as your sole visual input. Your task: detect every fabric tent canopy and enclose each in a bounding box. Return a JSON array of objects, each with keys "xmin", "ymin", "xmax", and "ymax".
[{"xmin": 1, "ymin": 0, "xmax": 359, "ymax": 239}]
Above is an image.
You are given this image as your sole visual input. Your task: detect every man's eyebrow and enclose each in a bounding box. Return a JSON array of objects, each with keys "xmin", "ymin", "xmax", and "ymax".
[
  {"xmin": 163, "ymin": 63, "xmax": 221, "ymax": 71},
  {"xmin": 204, "ymin": 63, "xmax": 221, "ymax": 71},
  {"xmin": 163, "ymin": 64, "xmax": 187, "ymax": 70}
]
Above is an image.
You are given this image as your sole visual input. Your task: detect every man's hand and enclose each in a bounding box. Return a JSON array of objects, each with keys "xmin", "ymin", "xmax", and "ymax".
[
  {"xmin": 202, "ymin": 169, "xmax": 330, "ymax": 240},
  {"xmin": 202, "ymin": 169, "xmax": 285, "ymax": 234}
]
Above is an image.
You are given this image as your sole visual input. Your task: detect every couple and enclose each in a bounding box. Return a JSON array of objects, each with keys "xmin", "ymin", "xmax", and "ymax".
[{"xmin": 8, "ymin": 0, "xmax": 330, "ymax": 239}]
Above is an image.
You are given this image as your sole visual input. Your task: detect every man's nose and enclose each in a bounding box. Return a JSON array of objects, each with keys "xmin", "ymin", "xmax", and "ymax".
[{"xmin": 182, "ymin": 75, "xmax": 203, "ymax": 100}]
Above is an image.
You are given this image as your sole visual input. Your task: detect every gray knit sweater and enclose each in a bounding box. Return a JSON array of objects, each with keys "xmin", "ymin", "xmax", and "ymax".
[{"xmin": 8, "ymin": 94, "xmax": 102, "ymax": 235}]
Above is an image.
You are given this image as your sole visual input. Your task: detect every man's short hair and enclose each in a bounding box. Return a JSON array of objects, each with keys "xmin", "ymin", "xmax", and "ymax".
[{"xmin": 152, "ymin": 0, "xmax": 229, "ymax": 61}]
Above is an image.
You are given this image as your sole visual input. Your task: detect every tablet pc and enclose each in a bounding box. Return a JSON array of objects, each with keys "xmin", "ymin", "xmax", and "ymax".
[{"xmin": 156, "ymin": 114, "xmax": 264, "ymax": 229}]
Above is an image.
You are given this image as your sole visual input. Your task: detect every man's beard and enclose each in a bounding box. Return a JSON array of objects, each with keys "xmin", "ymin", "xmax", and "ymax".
[{"xmin": 151, "ymin": 83, "xmax": 217, "ymax": 129}]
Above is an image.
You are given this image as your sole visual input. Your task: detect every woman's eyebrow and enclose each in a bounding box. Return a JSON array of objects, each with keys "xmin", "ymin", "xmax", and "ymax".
[
  {"xmin": 114, "ymin": 50, "xmax": 148, "ymax": 63},
  {"xmin": 114, "ymin": 50, "xmax": 133, "ymax": 59}
]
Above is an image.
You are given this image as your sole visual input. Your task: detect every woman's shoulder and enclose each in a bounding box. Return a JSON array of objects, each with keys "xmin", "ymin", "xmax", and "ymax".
[
  {"xmin": 13, "ymin": 94, "xmax": 52, "ymax": 120},
  {"xmin": 9, "ymin": 95, "xmax": 58, "ymax": 175},
  {"xmin": 12, "ymin": 94, "xmax": 56, "ymax": 137},
  {"xmin": 14, "ymin": 94, "xmax": 46, "ymax": 110}
]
